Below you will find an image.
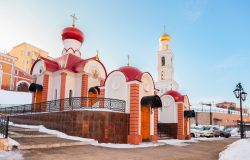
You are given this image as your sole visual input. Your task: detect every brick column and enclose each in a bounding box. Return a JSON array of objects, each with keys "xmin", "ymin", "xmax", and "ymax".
[
  {"xmin": 41, "ymin": 74, "xmax": 49, "ymax": 112},
  {"xmin": 60, "ymin": 72, "xmax": 67, "ymax": 111},
  {"xmin": 128, "ymin": 83, "xmax": 142, "ymax": 144},
  {"xmin": 81, "ymin": 74, "xmax": 88, "ymax": 107},
  {"xmin": 99, "ymin": 88, "xmax": 105, "ymax": 108},
  {"xmin": 177, "ymin": 103, "xmax": 185, "ymax": 139},
  {"xmin": 150, "ymin": 108, "xmax": 158, "ymax": 142}
]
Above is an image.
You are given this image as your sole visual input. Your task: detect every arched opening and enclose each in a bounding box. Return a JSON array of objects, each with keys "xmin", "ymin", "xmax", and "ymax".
[
  {"xmin": 88, "ymin": 86, "xmax": 100, "ymax": 106},
  {"xmin": 17, "ymin": 81, "xmax": 29, "ymax": 92},
  {"xmin": 140, "ymin": 95, "xmax": 162, "ymax": 141},
  {"xmin": 161, "ymin": 56, "xmax": 165, "ymax": 66}
]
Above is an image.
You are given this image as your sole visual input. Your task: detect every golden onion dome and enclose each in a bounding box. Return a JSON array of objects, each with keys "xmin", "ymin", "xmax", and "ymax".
[{"xmin": 160, "ymin": 33, "xmax": 171, "ymax": 42}]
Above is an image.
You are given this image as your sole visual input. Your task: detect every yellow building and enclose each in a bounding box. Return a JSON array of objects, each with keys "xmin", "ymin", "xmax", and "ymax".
[{"xmin": 8, "ymin": 42, "xmax": 48, "ymax": 74}]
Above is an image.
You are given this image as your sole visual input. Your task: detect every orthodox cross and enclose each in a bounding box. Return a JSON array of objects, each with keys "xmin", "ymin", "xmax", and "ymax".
[
  {"xmin": 70, "ymin": 14, "xmax": 78, "ymax": 27},
  {"xmin": 127, "ymin": 55, "xmax": 130, "ymax": 66}
]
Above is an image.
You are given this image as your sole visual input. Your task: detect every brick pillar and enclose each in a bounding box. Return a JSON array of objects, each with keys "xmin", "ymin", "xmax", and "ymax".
[
  {"xmin": 177, "ymin": 103, "xmax": 185, "ymax": 140},
  {"xmin": 41, "ymin": 74, "xmax": 49, "ymax": 112},
  {"xmin": 150, "ymin": 108, "xmax": 158, "ymax": 142},
  {"xmin": 99, "ymin": 88, "xmax": 105, "ymax": 108},
  {"xmin": 60, "ymin": 72, "xmax": 67, "ymax": 111},
  {"xmin": 81, "ymin": 74, "xmax": 88, "ymax": 107},
  {"xmin": 128, "ymin": 83, "xmax": 142, "ymax": 144}
]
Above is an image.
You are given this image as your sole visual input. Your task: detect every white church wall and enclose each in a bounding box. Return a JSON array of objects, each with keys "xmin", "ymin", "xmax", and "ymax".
[
  {"xmin": 84, "ymin": 60, "xmax": 106, "ymax": 80},
  {"xmin": 47, "ymin": 73, "xmax": 54, "ymax": 101},
  {"xmin": 75, "ymin": 74, "xmax": 82, "ymax": 97},
  {"xmin": 105, "ymin": 71, "xmax": 129, "ymax": 112},
  {"xmin": 51, "ymin": 72, "xmax": 61, "ymax": 100},
  {"xmin": 65, "ymin": 71, "xmax": 77, "ymax": 98},
  {"xmin": 158, "ymin": 95, "xmax": 178, "ymax": 123},
  {"xmin": 88, "ymin": 76, "xmax": 100, "ymax": 90}
]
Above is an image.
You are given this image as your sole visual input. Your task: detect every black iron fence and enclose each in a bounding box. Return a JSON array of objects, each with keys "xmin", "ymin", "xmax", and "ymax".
[
  {"xmin": 0, "ymin": 97, "xmax": 126, "ymax": 115},
  {"xmin": 191, "ymin": 107, "xmax": 250, "ymax": 116},
  {"xmin": 0, "ymin": 115, "xmax": 9, "ymax": 138}
]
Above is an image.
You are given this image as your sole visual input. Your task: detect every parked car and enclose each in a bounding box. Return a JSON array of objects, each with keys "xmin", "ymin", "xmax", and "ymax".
[
  {"xmin": 200, "ymin": 126, "xmax": 215, "ymax": 137},
  {"xmin": 219, "ymin": 129, "xmax": 231, "ymax": 138},
  {"xmin": 190, "ymin": 127, "xmax": 201, "ymax": 138}
]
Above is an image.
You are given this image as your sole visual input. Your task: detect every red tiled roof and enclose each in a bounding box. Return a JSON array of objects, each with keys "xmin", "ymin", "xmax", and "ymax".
[
  {"xmin": 163, "ymin": 90, "xmax": 184, "ymax": 102},
  {"xmin": 118, "ymin": 66, "xmax": 143, "ymax": 82}
]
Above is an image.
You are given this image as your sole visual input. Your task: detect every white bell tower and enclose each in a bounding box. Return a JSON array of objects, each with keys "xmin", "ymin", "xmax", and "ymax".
[{"xmin": 155, "ymin": 32, "xmax": 179, "ymax": 95}]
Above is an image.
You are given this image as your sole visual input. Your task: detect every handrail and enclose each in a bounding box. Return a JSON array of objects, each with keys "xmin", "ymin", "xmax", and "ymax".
[{"xmin": 0, "ymin": 97, "xmax": 126, "ymax": 115}]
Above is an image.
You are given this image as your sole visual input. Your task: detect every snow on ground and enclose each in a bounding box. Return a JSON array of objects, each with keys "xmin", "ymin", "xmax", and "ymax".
[
  {"xmin": 9, "ymin": 122, "xmax": 97, "ymax": 144},
  {"xmin": 0, "ymin": 151, "xmax": 23, "ymax": 160},
  {"xmin": 219, "ymin": 138, "xmax": 250, "ymax": 160},
  {"xmin": 94, "ymin": 142, "xmax": 164, "ymax": 148},
  {"xmin": 0, "ymin": 90, "xmax": 32, "ymax": 106}
]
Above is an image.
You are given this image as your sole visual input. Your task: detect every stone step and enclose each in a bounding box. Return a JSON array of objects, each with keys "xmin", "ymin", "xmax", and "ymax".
[
  {"xmin": 19, "ymin": 141, "xmax": 96, "ymax": 150},
  {"xmin": 12, "ymin": 137, "xmax": 97, "ymax": 150},
  {"xmin": 10, "ymin": 134, "xmax": 55, "ymax": 138}
]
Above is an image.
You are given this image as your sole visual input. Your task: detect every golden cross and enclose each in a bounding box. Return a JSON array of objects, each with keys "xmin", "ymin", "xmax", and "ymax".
[
  {"xmin": 70, "ymin": 14, "xmax": 78, "ymax": 27},
  {"xmin": 127, "ymin": 55, "xmax": 130, "ymax": 66}
]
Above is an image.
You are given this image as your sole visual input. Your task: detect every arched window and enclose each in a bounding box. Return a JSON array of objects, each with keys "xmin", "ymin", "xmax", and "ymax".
[
  {"xmin": 54, "ymin": 89, "xmax": 57, "ymax": 100},
  {"xmin": 17, "ymin": 82, "xmax": 29, "ymax": 92},
  {"xmin": 69, "ymin": 90, "xmax": 73, "ymax": 105},
  {"xmin": 161, "ymin": 56, "xmax": 165, "ymax": 66}
]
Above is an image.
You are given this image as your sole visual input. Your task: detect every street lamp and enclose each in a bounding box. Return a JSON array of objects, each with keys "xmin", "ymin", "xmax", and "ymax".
[{"xmin": 233, "ymin": 83, "xmax": 247, "ymax": 139}]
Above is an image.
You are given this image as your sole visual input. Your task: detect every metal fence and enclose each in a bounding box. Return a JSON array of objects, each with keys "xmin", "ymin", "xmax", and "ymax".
[
  {"xmin": 191, "ymin": 107, "xmax": 250, "ymax": 116},
  {"xmin": 0, "ymin": 116, "xmax": 9, "ymax": 138},
  {"xmin": 0, "ymin": 97, "xmax": 126, "ymax": 115}
]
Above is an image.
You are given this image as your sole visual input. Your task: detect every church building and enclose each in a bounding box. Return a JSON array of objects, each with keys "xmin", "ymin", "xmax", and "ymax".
[{"xmin": 29, "ymin": 19, "xmax": 162, "ymax": 144}]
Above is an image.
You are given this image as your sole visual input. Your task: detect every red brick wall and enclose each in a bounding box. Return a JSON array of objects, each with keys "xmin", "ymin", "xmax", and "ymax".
[
  {"xmin": 128, "ymin": 83, "xmax": 141, "ymax": 144},
  {"xmin": 10, "ymin": 111, "xmax": 129, "ymax": 143},
  {"xmin": 60, "ymin": 72, "xmax": 67, "ymax": 111},
  {"xmin": 81, "ymin": 74, "xmax": 88, "ymax": 107},
  {"xmin": 177, "ymin": 103, "xmax": 185, "ymax": 139}
]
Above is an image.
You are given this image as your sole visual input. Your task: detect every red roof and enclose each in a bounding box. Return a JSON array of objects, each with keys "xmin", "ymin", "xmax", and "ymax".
[
  {"xmin": 61, "ymin": 27, "xmax": 84, "ymax": 43},
  {"xmin": 118, "ymin": 66, "xmax": 143, "ymax": 82},
  {"xmin": 163, "ymin": 90, "xmax": 184, "ymax": 102}
]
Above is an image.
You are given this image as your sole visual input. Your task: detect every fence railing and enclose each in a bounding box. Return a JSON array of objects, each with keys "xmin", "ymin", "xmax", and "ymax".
[
  {"xmin": 0, "ymin": 97, "xmax": 126, "ymax": 115},
  {"xmin": 191, "ymin": 107, "xmax": 250, "ymax": 116},
  {"xmin": 0, "ymin": 116, "xmax": 9, "ymax": 138}
]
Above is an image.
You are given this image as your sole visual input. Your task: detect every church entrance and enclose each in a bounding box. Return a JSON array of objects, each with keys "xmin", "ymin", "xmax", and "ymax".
[
  {"xmin": 88, "ymin": 86, "xmax": 100, "ymax": 106},
  {"xmin": 141, "ymin": 104, "xmax": 150, "ymax": 141}
]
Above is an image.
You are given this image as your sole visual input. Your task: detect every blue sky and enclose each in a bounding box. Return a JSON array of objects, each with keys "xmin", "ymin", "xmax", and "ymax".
[{"xmin": 0, "ymin": 0, "xmax": 249, "ymax": 107}]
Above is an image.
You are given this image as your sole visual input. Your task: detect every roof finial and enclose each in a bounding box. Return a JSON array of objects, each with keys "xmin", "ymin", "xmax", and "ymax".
[
  {"xmin": 127, "ymin": 54, "xmax": 130, "ymax": 66},
  {"xmin": 70, "ymin": 13, "xmax": 78, "ymax": 27},
  {"xmin": 163, "ymin": 25, "xmax": 166, "ymax": 34},
  {"xmin": 96, "ymin": 50, "xmax": 100, "ymax": 61}
]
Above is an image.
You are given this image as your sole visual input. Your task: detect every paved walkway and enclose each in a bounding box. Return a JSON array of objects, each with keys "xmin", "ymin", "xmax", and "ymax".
[{"xmin": 21, "ymin": 139, "xmax": 236, "ymax": 160}]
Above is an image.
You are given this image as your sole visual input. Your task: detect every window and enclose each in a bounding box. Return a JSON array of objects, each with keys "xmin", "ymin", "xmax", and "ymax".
[
  {"xmin": 27, "ymin": 60, "xmax": 29, "ymax": 64},
  {"xmin": 54, "ymin": 89, "xmax": 57, "ymax": 100},
  {"xmin": 161, "ymin": 56, "xmax": 165, "ymax": 66},
  {"xmin": 27, "ymin": 51, "xmax": 31, "ymax": 56},
  {"xmin": 69, "ymin": 90, "xmax": 73, "ymax": 105}
]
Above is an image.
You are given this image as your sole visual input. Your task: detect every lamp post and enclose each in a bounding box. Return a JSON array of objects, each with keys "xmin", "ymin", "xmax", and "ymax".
[{"xmin": 233, "ymin": 83, "xmax": 247, "ymax": 139}]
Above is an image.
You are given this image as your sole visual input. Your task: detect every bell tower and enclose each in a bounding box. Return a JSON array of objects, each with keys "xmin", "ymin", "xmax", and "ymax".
[{"xmin": 155, "ymin": 31, "xmax": 179, "ymax": 95}]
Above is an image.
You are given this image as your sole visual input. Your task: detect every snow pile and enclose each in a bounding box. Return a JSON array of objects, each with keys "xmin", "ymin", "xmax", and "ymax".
[
  {"xmin": 0, "ymin": 90, "xmax": 32, "ymax": 106},
  {"xmin": 230, "ymin": 128, "xmax": 239, "ymax": 137},
  {"xmin": 219, "ymin": 139, "xmax": 250, "ymax": 160},
  {"xmin": 158, "ymin": 139, "xmax": 198, "ymax": 146},
  {"xmin": 9, "ymin": 122, "xmax": 97, "ymax": 143},
  {"xmin": 0, "ymin": 151, "xmax": 23, "ymax": 160},
  {"xmin": 94, "ymin": 142, "xmax": 163, "ymax": 148},
  {"xmin": 195, "ymin": 137, "xmax": 225, "ymax": 141}
]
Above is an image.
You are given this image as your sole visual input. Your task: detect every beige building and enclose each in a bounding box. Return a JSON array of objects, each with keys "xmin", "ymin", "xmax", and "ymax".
[{"xmin": 8, "ymin": 42, "xmax": 48, "ymax": 74}]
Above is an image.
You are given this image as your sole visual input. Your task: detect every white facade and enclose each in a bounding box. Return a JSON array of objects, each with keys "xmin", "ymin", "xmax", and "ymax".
[
  {"xmin": 158, "ymin": 95, "xmax": 178, "ymax": 123},
  {"xmin": 155, "ymin": 34, "xmax": 179, "ymax": 95}
]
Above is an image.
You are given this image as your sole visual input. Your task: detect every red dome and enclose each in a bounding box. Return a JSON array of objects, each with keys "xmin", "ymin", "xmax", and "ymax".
[
  {"xmin": 118, "ymin": 66, "xmax": 143, "ymax": 82},
  {"xmin": 62, "ymin": 27, "xmax": 84, "ymax": 43},
  {"xmin": 163, "ymin": 90, "xmax": 184, "ymax": 102}
]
